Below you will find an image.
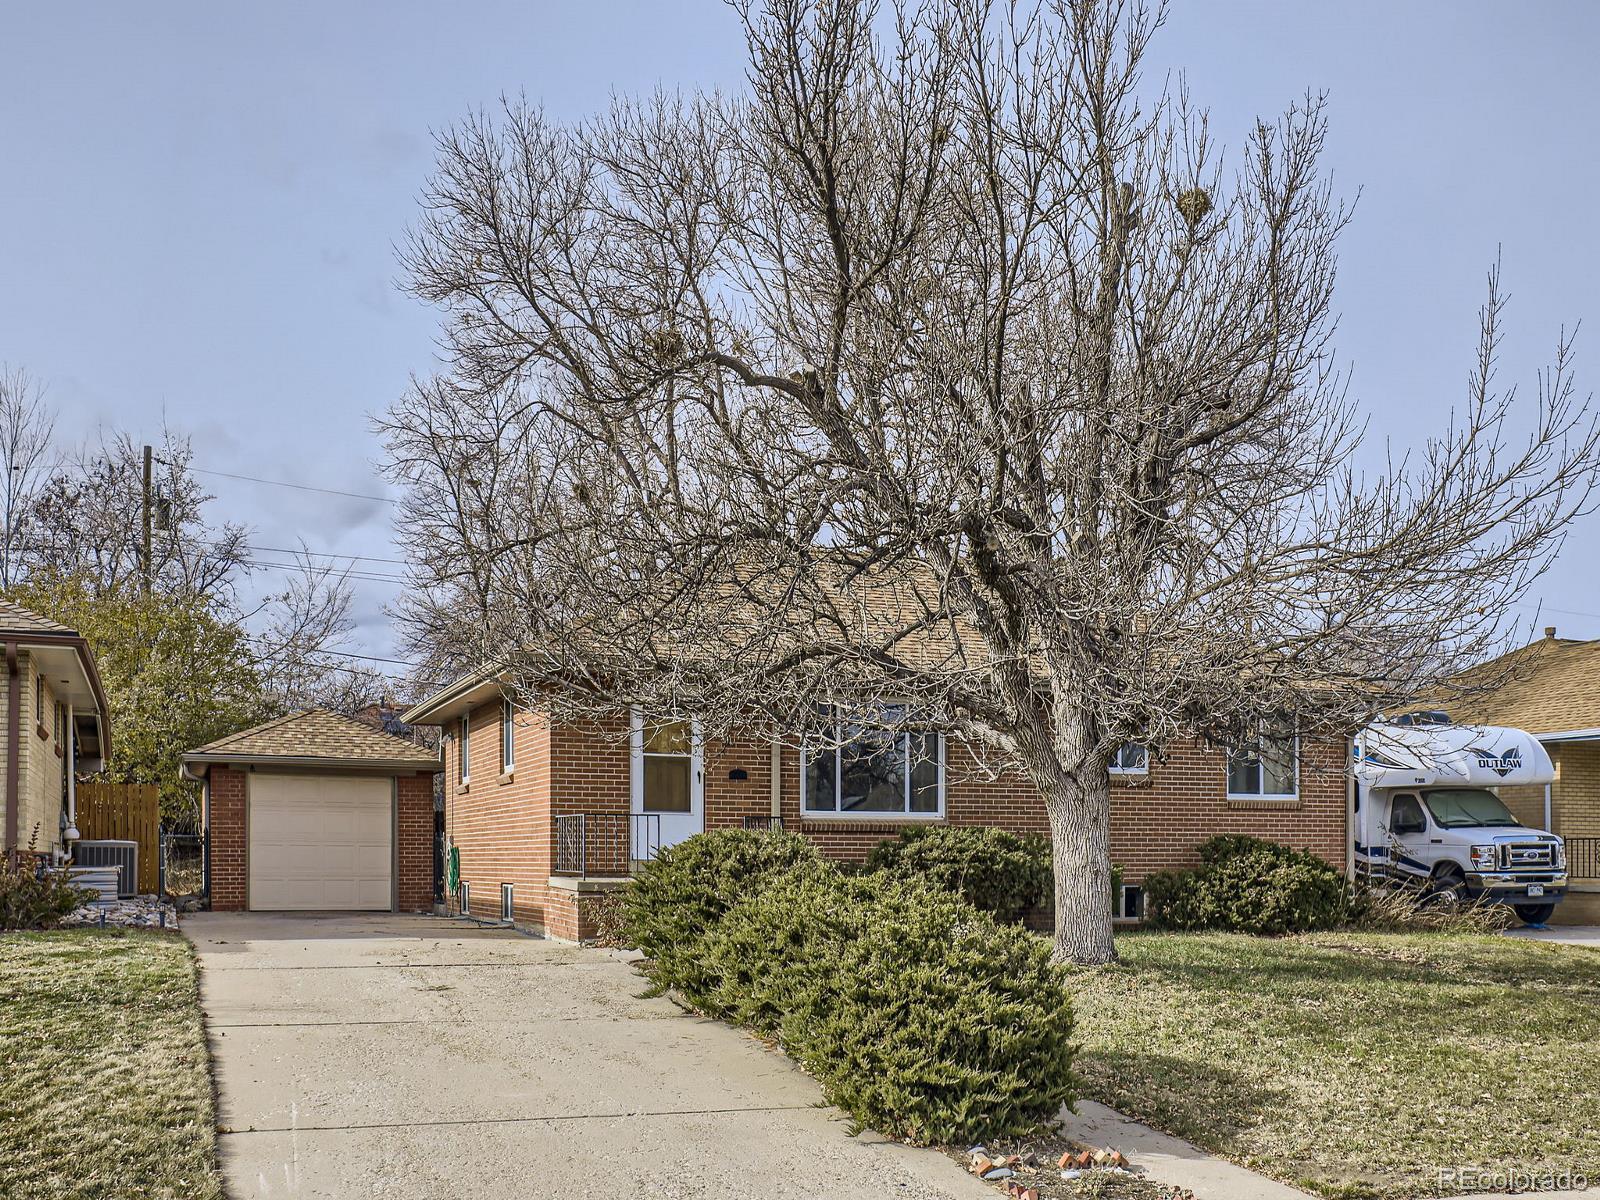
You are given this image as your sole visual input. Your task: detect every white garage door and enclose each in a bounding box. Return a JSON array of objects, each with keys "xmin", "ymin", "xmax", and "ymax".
[{"xmin": 249, "ymin": 774, "xmax": 393, "ymax": 910}]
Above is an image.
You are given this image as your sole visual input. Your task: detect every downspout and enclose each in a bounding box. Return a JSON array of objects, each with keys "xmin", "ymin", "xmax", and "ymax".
[
  {"xmin": 63, "ymin": 701, "xmax": 79, "ymax": 843},
  {"xmin": 1345, "ymin": 735, "xmax": 1357, "ymax": 882},
  {"xmin": 769, "ymin": 739, "xmax": 782, "ymax": 819},
  {"xmin": 4, "ymin": 640, "xmax": 18, "ymax": 860}
]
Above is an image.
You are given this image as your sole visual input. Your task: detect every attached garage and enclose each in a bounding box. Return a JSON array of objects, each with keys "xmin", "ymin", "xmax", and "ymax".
[{"xmin": 184, "ymin": 709, "xmax": 440, "ymax": 913}]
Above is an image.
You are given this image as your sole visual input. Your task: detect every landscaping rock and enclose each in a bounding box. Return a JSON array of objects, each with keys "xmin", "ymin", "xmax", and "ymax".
[{"xmin": 60, "ymin": 895, "xmax": 179, "ymax": 930}]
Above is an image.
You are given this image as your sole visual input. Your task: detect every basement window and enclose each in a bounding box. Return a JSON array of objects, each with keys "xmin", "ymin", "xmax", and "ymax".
[
  {"xmin": 1117, "ymin": 884, "xmax": 1144, "ymax": 922},
  {"xmin": 500, "ymin": 882, "xmax": 514, "ymax": 923},
  {"xmin": 457, "ymin": 880, "xmax": 471, "ymax": 915}
]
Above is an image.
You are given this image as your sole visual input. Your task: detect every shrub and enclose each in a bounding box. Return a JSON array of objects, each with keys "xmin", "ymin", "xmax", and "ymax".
[
  {"xmin": 0, "ymin": 859, "xmax": 91, "ymax": 930},
  {"xmin": 1143, "ymin": 835, "xmax": 1354, "ymax": 935},
  {"xmin": 702, "ymin": 869, "xmax": 1077, "ymax": 1145},
  {"xmin": 622, "ymin": 828, "xmax": 824, "ymax": 1005},
  {"xmin": 585, "ymin": 888, "xmax": 632, "ymax": 948},
  {"xmin": 865, "ymin": 825, "xmax": 1053, "ymax": 922}
]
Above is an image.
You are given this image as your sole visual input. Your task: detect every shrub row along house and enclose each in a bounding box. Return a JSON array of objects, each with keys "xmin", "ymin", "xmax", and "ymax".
[{"xmin": 400, "ymin": 673, "xmax": 1348, "ymax": 940}]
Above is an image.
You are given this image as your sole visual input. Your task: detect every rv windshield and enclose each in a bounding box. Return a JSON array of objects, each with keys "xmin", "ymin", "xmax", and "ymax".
[{"xmin": 1421, "ymin": 788, "xmax": 1520, "ymax": 829}]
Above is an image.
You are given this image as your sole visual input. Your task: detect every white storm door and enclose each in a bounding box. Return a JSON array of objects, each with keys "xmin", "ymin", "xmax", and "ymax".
[{"xmin": 630, "ymin": 710, "xmax": 704, "ymax": 855}]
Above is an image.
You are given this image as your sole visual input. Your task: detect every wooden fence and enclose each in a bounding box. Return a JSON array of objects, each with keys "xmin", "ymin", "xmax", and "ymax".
[{"xmin": 75, "ymin": 782, "xmax": 160, "ymax": 894}]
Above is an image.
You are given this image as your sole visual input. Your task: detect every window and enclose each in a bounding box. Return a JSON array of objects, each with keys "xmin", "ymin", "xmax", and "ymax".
[
  {"xmin": 500, "ymin": 882, "xmax": 515, "ymax": 923},
  {"xmin": 1226, "ymin": 727, "xmax": 1297, "ymax": 799},
  {"xmin": 1110, "ymin": 743, "xmax": 1147, "ymax": 774},
  {"xmin": 1390, "ymin": 793, "xmax": 1427, "ymax": 836},
  {"xmin": 35, "ymin": 674, "xmax": 43, "ymax": 725},
  {"xmin": 639, "ymin": 717, "xmax": 692, "ymax": 813},
  {"xmin": 500, "ymin": 699, "xmax": 516, "ymax": 774},
  {"xmin": 1117, "ymin": 884, "xmax": 1144, "ymax": 921},
  {"xmin": 801, "ymin": 707, "xmax": 943, "ymax": 817},
  {"xmin": 458, "ymin": 714, "xmax": 470, "ymax": 784}
]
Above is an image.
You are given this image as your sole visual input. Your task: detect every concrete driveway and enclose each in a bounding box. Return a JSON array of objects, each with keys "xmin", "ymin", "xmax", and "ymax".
[{"xmin": 187, "ymin": 913, "xmax": 992, "ymax": 1200}]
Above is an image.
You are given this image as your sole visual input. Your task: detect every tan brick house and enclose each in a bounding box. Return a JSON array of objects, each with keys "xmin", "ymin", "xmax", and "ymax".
[
  {"xmin": 1452, "ymin": 628, "xmax": 1600, "ymax": 923},
  {"xmin": 183, "ymin": 709, "xmax": 439, "ymax": 912},
  {"xmin": 0, "ymin": 599, "xmax": 111, "ymax": 863},
  {"xmin": 403, "ymin": 672, "xmax": 1350, "ymax": 941}
]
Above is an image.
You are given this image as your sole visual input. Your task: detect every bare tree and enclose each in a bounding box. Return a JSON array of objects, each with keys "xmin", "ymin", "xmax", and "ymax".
[
  {"xmin": 251, "ymin": 547, "xmax": 391, "ymax": 713},
  {"xmin": 0, "ymin": 366, "xmax": 56, "ymax": 589},
  {"xmin": 388, "ymin": 0, "xmax": 1600, "ymax": 963},
  {"xmin": 23, "ymin": 427, "xmax": 248, "ymax": 598}
]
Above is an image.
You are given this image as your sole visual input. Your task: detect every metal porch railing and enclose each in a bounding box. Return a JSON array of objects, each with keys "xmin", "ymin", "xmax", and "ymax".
[
  {"xmin": 552, "ymin": 813, "xmax": 663, "ymax": 879},
  {"xmin": 1566, "ymin": 836, "xmax": 1600, "ymax": 880}
]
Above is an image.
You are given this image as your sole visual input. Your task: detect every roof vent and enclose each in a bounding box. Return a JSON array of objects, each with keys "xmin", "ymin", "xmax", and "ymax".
[{"xmin": 1545, "ymin": 626, "xmax": 1558, "ymax": 639}]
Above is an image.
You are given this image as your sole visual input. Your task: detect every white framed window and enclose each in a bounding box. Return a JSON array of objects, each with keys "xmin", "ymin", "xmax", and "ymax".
[
  {"xmin": 500, "ymin": 699, "xmax": 516, "ymax": 773},
  {"xmin": 801, "ymin": 706, "xmax": 944, "ymax": 818},
  {"xmin": 1110, "ymin": 742, "xmax": 1147, "ymax": 774},
  {"xmin": 458, "ymin": 713, "xmax": 470, "ymax": 784},
  {"xmin": 1226, "ymin": 726, "xmax": 1298, "ymax": 800}
]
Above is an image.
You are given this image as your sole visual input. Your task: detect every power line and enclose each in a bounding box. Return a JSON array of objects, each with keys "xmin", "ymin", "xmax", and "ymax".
[{"xmin": 186, "ymin": 465, "xmax": 398, "ymax": 505}]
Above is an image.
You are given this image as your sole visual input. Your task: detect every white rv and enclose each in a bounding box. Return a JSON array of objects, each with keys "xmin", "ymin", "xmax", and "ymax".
[{"xmin": 1354, "ymin": 714, "xmax": 1568, "ymax": 925}]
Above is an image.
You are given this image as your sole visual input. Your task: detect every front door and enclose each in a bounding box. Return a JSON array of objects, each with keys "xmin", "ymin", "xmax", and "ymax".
[{"xmin": 630, "ymin": 710, "xmax": 703, "ymax": 858}]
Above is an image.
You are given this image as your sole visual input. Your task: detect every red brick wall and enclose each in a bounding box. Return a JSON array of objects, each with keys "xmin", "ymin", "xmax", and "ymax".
[
  {"xmin": 442, "ymin": 698, "xmax": 1350, "ymax": 938},
  {"xmin": 205, "ymin": 765, "xmax": 437, "ymax": 913},
  {"xmin": 446, "ymin": 704, "xmax": 559, "ymax": 930},
  {"xmin": 206, "ymin": 765, "xmax": 247, "ymax": 912},
  {"xmin": 396, "ymin": 771, "xmax": 437, "ymax": 911}
]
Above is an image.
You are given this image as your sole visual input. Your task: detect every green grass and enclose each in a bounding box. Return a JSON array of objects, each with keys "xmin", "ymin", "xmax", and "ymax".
[
  {"xmin": 0, "ymin": 930, "xmax": 223, "ymax": 1200},
  {"xmin": 1069, "ymin": 931, "xmax": 1600, "ymax": 1199}
]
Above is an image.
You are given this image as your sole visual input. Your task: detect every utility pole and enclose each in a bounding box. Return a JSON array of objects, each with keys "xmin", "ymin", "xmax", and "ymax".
[{"xmin": 141, "ymin": 444, "xmax": 152, "ymax": 593}]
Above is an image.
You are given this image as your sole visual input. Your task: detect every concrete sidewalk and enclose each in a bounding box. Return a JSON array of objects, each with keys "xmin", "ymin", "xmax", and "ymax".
[{"xmin": 187, "ymin": 912, "xmax": 994, "ymax": 1200}]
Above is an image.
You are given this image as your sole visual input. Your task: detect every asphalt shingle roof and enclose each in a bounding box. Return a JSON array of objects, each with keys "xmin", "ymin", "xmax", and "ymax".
[
  {"xmin": 0, "ymin": 598, "xmax": 76, "ymax": 636},
  {"xmin": 186, "ymin": 709, "xmax": 441, "ymax": 768},
  {"xmin": 1450, "ymin": 635, "xmax": 1600, "ymax": 735}
]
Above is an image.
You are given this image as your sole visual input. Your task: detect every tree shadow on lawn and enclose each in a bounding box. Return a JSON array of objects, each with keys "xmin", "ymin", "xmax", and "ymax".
[
  {"xmin": 1072, "ymin": 1046, "xmax": 1285, "ymax": 1156},
  {"xmin": 1071, "ymin": 1047, "xmax": 1406, "ymax": 1199}
]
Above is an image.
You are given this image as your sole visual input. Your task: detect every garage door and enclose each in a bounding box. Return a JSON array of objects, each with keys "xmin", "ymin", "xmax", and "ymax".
[{"xmin": 249, "ymin": 774, "xmax": 393, "ymax": 910}]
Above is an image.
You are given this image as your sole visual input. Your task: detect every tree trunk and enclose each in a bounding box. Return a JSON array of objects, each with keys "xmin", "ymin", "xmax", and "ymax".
[{"xmin": 1043, "ymin": 763, "xmax": 1117, "ymax": 966}]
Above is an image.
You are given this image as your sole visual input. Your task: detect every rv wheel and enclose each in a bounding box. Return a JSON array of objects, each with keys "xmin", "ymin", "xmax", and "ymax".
[
  {"xmin": 1514, "ymin": 903, "xmax": 1556, "ymax": 926},
  {"xmin": 1425, "ymin": 870, "xmax": 1467, "ymax": 910}
]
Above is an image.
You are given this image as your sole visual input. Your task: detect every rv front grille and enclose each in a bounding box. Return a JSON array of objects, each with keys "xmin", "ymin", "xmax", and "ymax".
[{"xmin": 1500, "ymin": 842, "xmax": 1554, "ymax": 870}]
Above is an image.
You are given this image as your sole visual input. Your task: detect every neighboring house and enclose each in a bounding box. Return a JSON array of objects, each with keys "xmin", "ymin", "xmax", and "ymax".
[
  {"xmin": 182, "ymin": 709, "xmax": 440, "ymax": 912},
  {"xmin": 401, "ymin": 672, "xmax": 1348, "ymax": 941},
  {"xmin": 0, "ymin": 599, "xmax": 111, "ymax": 863},
  {"xmin": 1451, "ymin": 627, "xmax": 1600, "ymax": 923}
]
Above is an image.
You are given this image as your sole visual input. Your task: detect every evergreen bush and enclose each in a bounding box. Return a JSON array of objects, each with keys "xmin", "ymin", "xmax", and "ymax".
[
  {"xmin": 621, "ymin": 828, "xmax": 824, "ymax": 1004},
  {"xmin": 864, "ymin": 824, "xmax": 1053, "ymax": 922},
  {"xmin": 1143, "ymin": 834, "xmax": 1354, "ymax": 935},
  {"xmin": 702, "ymin": 869, "xmax": 1077, "ymax": 1144}
]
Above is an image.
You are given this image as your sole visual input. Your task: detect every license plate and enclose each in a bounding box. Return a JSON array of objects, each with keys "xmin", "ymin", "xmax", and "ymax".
[{"xmin": 1527, "ymin": 885, "xmax": 1545, "ymax": 897}]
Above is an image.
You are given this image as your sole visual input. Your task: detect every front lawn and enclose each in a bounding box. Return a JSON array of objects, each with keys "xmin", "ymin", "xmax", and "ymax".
[
  {"xmin": 0, "ymin": 929, "xmax": 223, "ymax": 1200},
  {"xmin": 1070, "ymin": 931, "xmax": 1600, "ymax": 1199}
]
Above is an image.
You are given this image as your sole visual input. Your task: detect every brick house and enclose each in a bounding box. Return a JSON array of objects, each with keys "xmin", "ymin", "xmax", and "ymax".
[
  {"xmin": 402, "ymin": 672, "xmax": 1350, "ymax": 941},
  {"xmin": 1451, "ymin": 628, "xmax": 1600, "ymax": 923},
  {"xmin": 0, "ymin": 599, "xmax": 111, "ymax": 864},
  {"xmin": 183, "ymin": 709, "xmax": 439, "ymax": 912}
]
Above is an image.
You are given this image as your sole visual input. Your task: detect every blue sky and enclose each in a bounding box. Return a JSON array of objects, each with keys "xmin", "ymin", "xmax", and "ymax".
[{"xmin": 3, "ymin": 1, "xmax": 1597, "ymax": 667}]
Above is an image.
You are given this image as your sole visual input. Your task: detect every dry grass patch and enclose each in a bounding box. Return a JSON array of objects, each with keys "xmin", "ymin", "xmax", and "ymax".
[
  {"xmin": 0, "ymin": 929, "xmax": 222, "ymax": 1200},
  {"xmin": 1068, "ymin": 931, "xmax": 1600, "ymax": 1199}
]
